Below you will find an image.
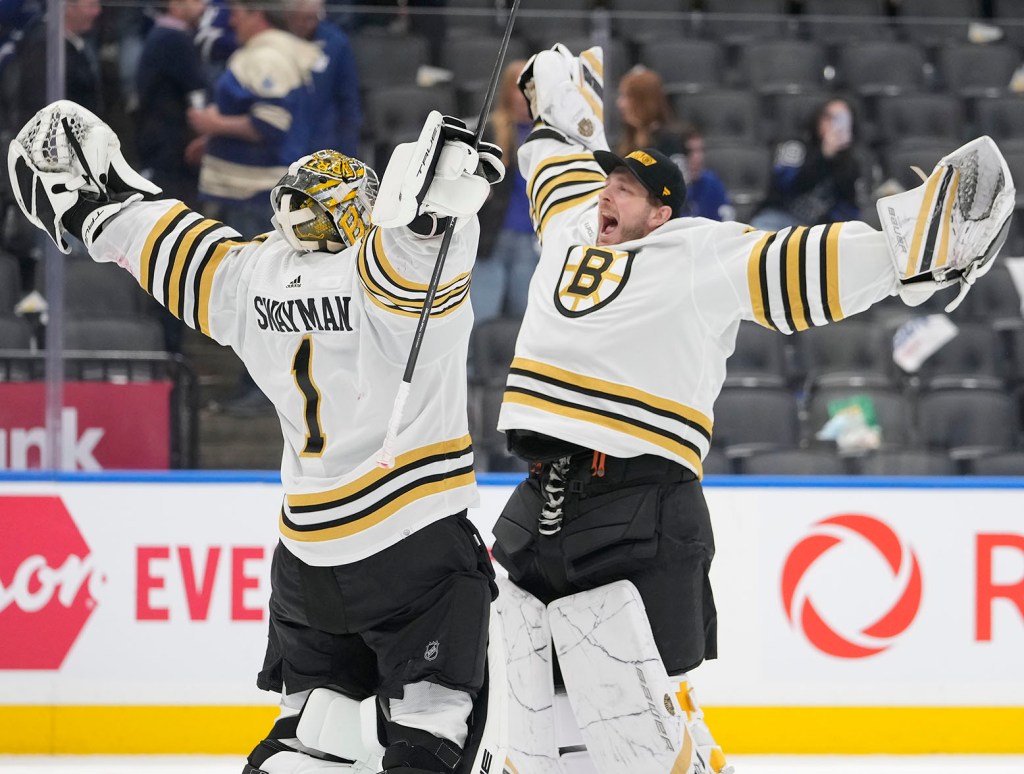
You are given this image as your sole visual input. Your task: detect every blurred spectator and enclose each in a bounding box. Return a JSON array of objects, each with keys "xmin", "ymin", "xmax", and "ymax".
[
  {"xmin": 750, "ymin": 96, "xmax": 864, "ymax": 231},
  {"xmin": 615, "ymin": 65, "xmax": 685, "ymax": 160},
  {"xmin": 12, "ymin": 0, "xmax": 103, "ymax": 122},
  {"xmin": 471, "ymin": 59, "xmax": 539, "ymax": 326},
  {"xmin": 136, "ymin": 0, "xmax": 209, "ymax": 354},
  {"xmin": 679, "ymin": 124, "xmax": 733, "ymax": 221},
  {"xmin": 188, "ymin": 0, "xmax": 321, "ymax": 239},
  {"xmin": 3, "ymin": 0, "xmax": 102, "ymax": 294},
  {"xmin": 194, "ymin": 0, "xmax": 236, "ymax": 83},
  {"xmin": 285, "ymin": 0, "xmax": 361, "ymax": 156},
  {"xmin": 136, "ymin": 0, "xmax": 209, "ymax": 207}
]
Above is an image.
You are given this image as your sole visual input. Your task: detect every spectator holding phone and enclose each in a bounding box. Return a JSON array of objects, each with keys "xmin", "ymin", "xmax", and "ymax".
[{"xmin": 751, "ymin": 96, "xmax": 864, "ymax": 231}]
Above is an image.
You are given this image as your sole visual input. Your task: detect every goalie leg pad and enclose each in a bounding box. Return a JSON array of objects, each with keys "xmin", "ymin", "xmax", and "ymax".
[
  {"xmin": 494, "ymin": 576, "xmax": 561, "ymax": 774},
  {"xmin": 548, "ymin": 581, "xmax": 706, "ymax": 774}
]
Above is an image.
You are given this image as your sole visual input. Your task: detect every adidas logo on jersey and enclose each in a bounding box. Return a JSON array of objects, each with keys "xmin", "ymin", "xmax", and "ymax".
[{"xmin": 286, "ymin": 275, "xmax": 302, "ymax": 289}]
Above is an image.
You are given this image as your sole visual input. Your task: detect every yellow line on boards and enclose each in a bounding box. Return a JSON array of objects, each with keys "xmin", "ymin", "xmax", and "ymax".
[
  {"xmin": 705, "ymin": 706, "xmax": 1024, "ymax": 754},
  {"xmin": 0, "ymin": 706, "xmax": 277, "ymax": 754},
  {"xmin": 1, "ymin": 705, "xmax": 1023, "ymax": 754}
]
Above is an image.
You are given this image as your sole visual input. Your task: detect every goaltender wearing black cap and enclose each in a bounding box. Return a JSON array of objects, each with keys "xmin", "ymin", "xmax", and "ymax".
[{"xmin": 591, "ymin": 147, "xmax": 687, "ymax": 245}]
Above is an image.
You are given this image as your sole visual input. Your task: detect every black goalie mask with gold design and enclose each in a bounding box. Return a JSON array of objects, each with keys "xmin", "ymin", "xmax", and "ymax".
[{"xmin": 271, "ymin": 150, "xmax": 379, "ymax": 253}]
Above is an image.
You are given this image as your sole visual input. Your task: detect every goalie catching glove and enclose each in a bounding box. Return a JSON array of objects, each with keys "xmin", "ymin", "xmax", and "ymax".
[
  {"xmin": 371, "ymin": 111, "xmax": 504, "ymax": 237},
  {"xmin": 7, "ymin": 100, "xmax": 161, "ymax": 253},
  {"xmin": 877, "ymin": 135, "xmax": 1015, "ymax": 312},
  {"xmin": 518, "ymin": 43, "xmax": 606, "ymax": 151}
]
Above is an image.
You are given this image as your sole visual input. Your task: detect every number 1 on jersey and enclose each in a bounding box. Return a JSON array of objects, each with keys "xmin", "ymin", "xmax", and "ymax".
[{"xmin": 292, "ymin": 335, "xmax": 326, "ymax": 456}]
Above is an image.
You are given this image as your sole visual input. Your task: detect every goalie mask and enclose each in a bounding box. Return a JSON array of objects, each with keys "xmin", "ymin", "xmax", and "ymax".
[{"xmin": 271, "ymin": 150, "xmax": 379, "ymax": 253}]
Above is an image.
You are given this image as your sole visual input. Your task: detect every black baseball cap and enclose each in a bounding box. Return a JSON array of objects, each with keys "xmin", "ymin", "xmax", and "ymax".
[{"xmin": 593, "ymin": 147, "xmax": 686, "ymax": 216}]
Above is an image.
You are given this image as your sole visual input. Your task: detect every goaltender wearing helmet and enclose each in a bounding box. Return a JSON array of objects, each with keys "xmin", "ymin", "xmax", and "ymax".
[
  {"xmin": 7, "ymin": 102, "xmax": 508, "ymax": 774},
  {"xmin": 490, "ymin": 43, "xmax": 1015, "ymax": 774}
]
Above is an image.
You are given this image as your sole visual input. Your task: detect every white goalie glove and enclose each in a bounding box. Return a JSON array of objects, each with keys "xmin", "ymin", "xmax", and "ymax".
[
  {"xmin": 518, "ymin": 43, "xmax": 606, "ymax": 151},
  {"xmin": 372, "ymin": 111, "xmax": 504, "ymax": 237},
  {"xmin": 877, "ymin": 135, "xmax": 1015, "ymax": 312},
  {"xmin": 7, "ymin": 100, "xmax": 161, "ymax": 253}
]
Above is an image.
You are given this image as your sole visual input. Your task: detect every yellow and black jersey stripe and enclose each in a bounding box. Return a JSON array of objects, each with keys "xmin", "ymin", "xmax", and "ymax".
[
  {"xmin": 281, "ymin": 436, "xmax": 475, "ymax": 542},
  {"xmin": 138, "ymin": 203, "xmax": 257, "ymax": 336},
  {"xmin": 503, "ymin": 358, "xmax": 711, "ymax": 475},
  {"xmin": 747, "ymin": 223, "xmax": 846, "ymax": 334},
  {"xmin": 526, "ymin": 150, "xmax": 605, "ymax": 240},
  {"xmin": 357, "ymin": 226, "xmax": 471, "ymax": 318}
]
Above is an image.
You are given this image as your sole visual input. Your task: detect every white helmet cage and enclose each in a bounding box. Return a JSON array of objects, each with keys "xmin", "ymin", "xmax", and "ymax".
[{"xmin": 271, "ymin": 150, "xmax": 379, "ymax": 253}]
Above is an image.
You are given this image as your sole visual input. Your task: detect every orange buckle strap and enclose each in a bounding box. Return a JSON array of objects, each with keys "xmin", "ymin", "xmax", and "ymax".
[{"xmin": 591, "ymin": 451, "xmax": 606, "ymax": 478}]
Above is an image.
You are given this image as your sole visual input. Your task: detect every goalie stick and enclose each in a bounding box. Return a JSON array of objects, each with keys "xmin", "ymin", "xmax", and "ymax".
[{"xmin": 377, "ymin": 0, "xmax": 522, "ymax": 468}]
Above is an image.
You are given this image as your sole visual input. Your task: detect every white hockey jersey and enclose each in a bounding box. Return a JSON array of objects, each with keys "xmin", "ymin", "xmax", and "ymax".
[
  {"xmin": 497, "ymin": 129, "xmax": 901, "ymax": 477},
  {"xmin": 91, "ymin": 200, "xmax": 478, "ymax": 566}
]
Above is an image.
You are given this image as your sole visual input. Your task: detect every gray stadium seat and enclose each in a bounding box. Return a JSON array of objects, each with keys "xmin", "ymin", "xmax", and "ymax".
[
  {"xmin": 908, "ymin": 323, "xmax": 1005, "ymax": 388},
  {"xmin": 64, "ymin": 318, "xmax": 165, "ymax": 352},
  {"xmin": 703, "ymin": 141, "xmax": 771, "ymax": 207},
  {"xmin": 837, "ymin": 41, "xmax": 926, "ymax": 96},
  {"xmin": 999, "ymin": 147, "xmax": 1024, "ymax": 208},
  {"xmin": 0, "ymin": 253, "xmax": 20, "ymax": 317},
  {"xmin": 607, "ymin": 0, "xmax": 690, "ymax": 44},
  {"xmin": 64, "ymin": 259, "xmax": 143, "ymax": 320},
  {"xmin": 702, "ymin": 446, "xmax": 732, "ymax": 475},
  {"xmin": 969, "ymin": 451, "xmax": 1024, "ymax": 475},
  {"xmin": 857, "ymin": 449, "xmax": 957, "ymax": 475},
  {"xmin": 673, "ymin": 90, "xmax": 759, "ymax": 142},
  {"xmin": 766, "ymin": 91, "xmax": 828, "ymax": 144},
  {"xmin": 953, "ymin": 263, "xmax": 1023, "ymax": 324},
  {"xmin": 883, "ymin": 138, "xmax": 956, "ymax": 191},
  {"xmin": 445, "ymin": 0, "xmax": 506, "ymax": 37},
  {"xmin": 351, "ymin": 33, "xmax": 430, "ymax": 90},
  {"xmin": 938, "ymin": 43, "xmax": 1019, "ymax": 98},
  {"xmin": 741, "ymin": 447, "xmax": 846, "ymax": 475},
  {"xmin": 639, "ymin": 39, "xmax": 725, "ymax": 95},
  {"xmin": 470, "ymin": 316, "xmax": 521, "ymax": 386},
  {"xmin": 973, "ymin": 96, "xmax": 1024, "ymax": 146},
  {"xmin": 897, "ymin": 0, "xmax": 982, "ymax": 47},
  {"xmin": 916, "ymin": 386, "xmax": 1021, "ymax": 454},
  {"xmin": 740, "ymin": 40, "xmax": 826, "ymax": 96},
  {"xmin": 803, "ymin": 0, "xmax": 892, "ymax": 45},
  {"xmin": 0, "ymin": 317, "xmax": 32, "ymax": 350},
  {"xmin": 441, "ymin": 36, "xmax": 528, "ymax": 94},
  {"xmin": 795, "ymin": 320, "xmax": 894, "ymax": 384},
  {"xmin": 725, "ymin": 321, "xmax": 790, "ymax": 386},
  {"xmin": 700, "ymin": 0, "xmax": 793, "ymax": 47},
  {"xmin": 713, "ymin": 384, "xmax": 801, "ymax": 454},
  {"xmin": 992, "ymin": 0, "xmax": 1024, "ymax": 46},
  {"xmin": 1005, "ymin": 326, "xmax": 1024, "ymax": 385},
  {"xmin": 363, "ymin": 85, "xmax": 457, "ymax": 165},
  {"xmin": 874, "ymin": 93, "xmax": 965, "ymax": 144},
  {"xmin": 805, "ymin": 384, "xmax": 915, "ymax": 448},
  {"xmin": 517, "ymin": 0, "xmax": 592, "ymax": 49}
]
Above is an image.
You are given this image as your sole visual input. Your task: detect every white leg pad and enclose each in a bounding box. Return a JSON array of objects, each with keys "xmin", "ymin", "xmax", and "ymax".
[
  {"xmin": 548, "ymin": 580, "xmax": 705, "ymax": 774},
  {"xmin": 294, "ymin": 689, "xmax": 383, "ymax": 772},
  {"xmin": 494, "ymin": 576, "xmax": 563, "ymax": 774}
]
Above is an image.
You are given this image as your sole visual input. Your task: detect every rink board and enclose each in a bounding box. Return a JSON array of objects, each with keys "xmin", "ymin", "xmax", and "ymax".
[{"xmin": 0, "ymin": 472, "xmax": 1022, "ymax": 754}]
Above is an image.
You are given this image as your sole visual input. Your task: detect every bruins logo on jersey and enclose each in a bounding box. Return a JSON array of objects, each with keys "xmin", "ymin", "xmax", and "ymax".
[{"xmin": 554, "ymin": 245, "xmax": 635, "ymax": 317}]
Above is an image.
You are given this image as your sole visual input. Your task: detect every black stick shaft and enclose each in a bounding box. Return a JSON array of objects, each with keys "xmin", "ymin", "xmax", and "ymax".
[{"xmin": 400, "ymin": 0, "xmax": 521, "ymax": 383}]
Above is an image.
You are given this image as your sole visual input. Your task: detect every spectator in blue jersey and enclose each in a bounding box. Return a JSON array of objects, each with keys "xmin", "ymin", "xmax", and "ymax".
[
  {"xmin": 750, "ymin": 96, "xmax": 864, "ymax": 231},
  {"xmin": 188, "ymin": 0, "xmax": 321, "ymax": 239},
  {"xmin": 194, "ymin": 0, "xmax": 236, "ymax": 83},
  {"xmin": 472, "ymin": 59, "xmax": 538, "ymax": 327},
  {"xmin": 679, "ymin": 125, "xmax": 733, "ymax": 222},
  {"xmin": 285, "ymin": 0, "xmax": 361, "ymax": 157},
  {"xmin": 135, "ymin": 0, "xmax": 209, "ymax": 208}
]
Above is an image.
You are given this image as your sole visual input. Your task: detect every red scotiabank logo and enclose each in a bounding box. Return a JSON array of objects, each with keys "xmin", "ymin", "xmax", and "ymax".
[
  {"xmin": 782, "ymin": 513, "xmax": 922, "ymax": 659},
  {"xmin": 0, "ymin": 496, "xmax": 102, "ymax": 669}
]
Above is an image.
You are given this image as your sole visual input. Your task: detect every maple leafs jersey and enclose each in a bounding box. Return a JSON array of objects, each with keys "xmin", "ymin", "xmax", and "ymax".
[
  {"xmin": 90, "ymin": 200, "xmax": 478, "ymax": 565},
  {"xmin": 497, "ymin": 128, "xmax": 901, "ymax": 477}
]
